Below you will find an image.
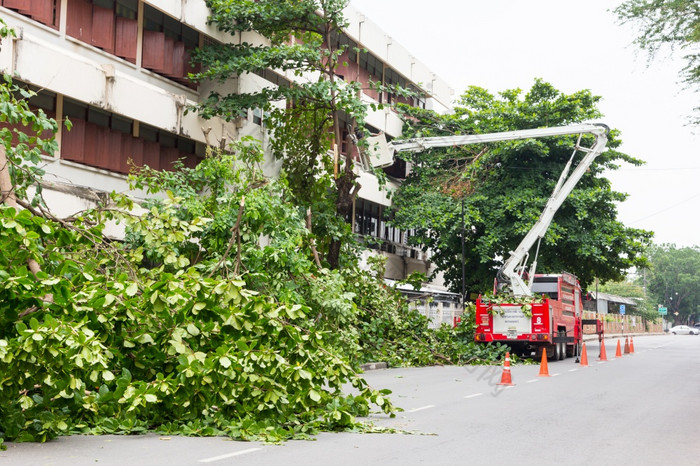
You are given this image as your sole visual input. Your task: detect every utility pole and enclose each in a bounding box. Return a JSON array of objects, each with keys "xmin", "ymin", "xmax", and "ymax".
[{"xmin": 461, "ymin": 198, "xmax": 466, "ymax": 307}]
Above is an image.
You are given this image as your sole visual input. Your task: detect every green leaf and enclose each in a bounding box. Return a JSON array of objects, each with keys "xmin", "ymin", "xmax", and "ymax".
[
  {"xmin": 125, "ymin": 282, "xmax": 138, "ymax": 297},
  {"xmin": 308, "ymin": 389, "xmax": 321, "ymax": 403}
]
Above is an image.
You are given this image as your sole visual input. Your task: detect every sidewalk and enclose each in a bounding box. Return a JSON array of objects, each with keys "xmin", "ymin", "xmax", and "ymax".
[{"xmin": 583, "ymin": 332, "xmax": 665, "ymax": 342}]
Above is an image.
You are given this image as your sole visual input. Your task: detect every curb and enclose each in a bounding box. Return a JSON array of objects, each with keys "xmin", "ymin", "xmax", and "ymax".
[
  {"xmin": 583, "ymin": 332, "xmax": 664, "ymax": 341},
  {"xmin": 360, "ymin": 362, "xmax": 388, "ymax": 371}
]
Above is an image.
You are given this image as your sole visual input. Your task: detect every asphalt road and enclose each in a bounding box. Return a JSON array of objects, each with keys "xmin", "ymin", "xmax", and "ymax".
[{"xmin": 3, "ymin": 335, "xmax": 699, "ymax": 465}]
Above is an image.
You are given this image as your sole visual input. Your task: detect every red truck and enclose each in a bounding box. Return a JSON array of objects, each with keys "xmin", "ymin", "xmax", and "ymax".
[{"xmin": 474, "ymin": 272, "xmax": 602, "ymax": 360}]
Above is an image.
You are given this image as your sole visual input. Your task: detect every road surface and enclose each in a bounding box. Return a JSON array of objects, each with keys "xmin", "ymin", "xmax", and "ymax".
[{"xmin": 3, "ymin": 335, "xmax": 699, "ymax": 465}]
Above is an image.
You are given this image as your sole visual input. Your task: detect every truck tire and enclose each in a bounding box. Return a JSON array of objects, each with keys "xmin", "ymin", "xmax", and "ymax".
[
  {"xmin": 550, "ymin": 343, "xmax": 559, "ymax": 361},
  {"xmin": 540, "ymin": 345, "xmax": 556, "ymax": 361},
  {"xmin": 558, "ymin": 331, "xmax": 567, "ymax": 360}
]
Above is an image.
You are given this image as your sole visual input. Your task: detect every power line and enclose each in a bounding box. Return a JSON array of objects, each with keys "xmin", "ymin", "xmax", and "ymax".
[{"xmin": 629, "ymin": 192, "xmax": 700, "ymax": 224}]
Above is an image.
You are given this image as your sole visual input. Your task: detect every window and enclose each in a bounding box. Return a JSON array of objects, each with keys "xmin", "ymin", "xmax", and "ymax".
[
  {"xmin": 61, "ymin": 97, "xmax": 204, "ymax": 174},
  {"xmin": 353, "ymin": 198, "xmax": 419, "ymax": 255},
  {"xmin": 2, "ymin": 0, "xmax": 61, "ymax": 29},
  {"xmin": 252, "ymin": 108, "xmax": 262, "ymax": 125},
  {"xmin": 66, "ymin": 0, "xmax": 137, "ymax": 62},
  {"xmin": 142, "ymin": 4, "xmax": 199, "ymax": 87}
]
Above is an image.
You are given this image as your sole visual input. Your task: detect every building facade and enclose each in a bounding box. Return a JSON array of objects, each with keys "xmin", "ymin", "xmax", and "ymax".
[{"xmin": 1, "ymin": 1, "xmax": 457, "ymax": 307}]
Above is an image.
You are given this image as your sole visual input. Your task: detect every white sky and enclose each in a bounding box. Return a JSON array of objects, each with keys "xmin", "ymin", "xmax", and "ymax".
[{"xmin": 351, "ymin": 0, "xmax": 700, "ymax": 248}]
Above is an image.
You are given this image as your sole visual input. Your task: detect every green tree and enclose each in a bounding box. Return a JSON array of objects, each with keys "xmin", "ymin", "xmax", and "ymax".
[
  {"xmin": 614, "ymin": 0, "xmax": 700, "ymax": 121},
  {"xmin": 194, "ymin": 0, "xmax": 406, "ymax": 268},
  {"xmin": 645, "ymin": 244, "xmax": 700, "ymax": 325},
  {"xmin": 391, "ymin": 80, "xmax": 653, "ymax": 296}
]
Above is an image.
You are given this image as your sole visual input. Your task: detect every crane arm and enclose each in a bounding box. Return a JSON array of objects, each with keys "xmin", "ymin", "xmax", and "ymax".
[{"xmin": 387, "ymin": 123, "xmax": 610, "ymax": 297}]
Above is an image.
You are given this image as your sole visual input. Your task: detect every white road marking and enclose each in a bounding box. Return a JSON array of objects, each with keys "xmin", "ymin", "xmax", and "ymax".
[
  {"xmin": 526, "ymin": 379, "xmax": 540, "ymax": 383},
  {"xmin": 568, "ymin": 368, "xmax": 578, "ymax": 372},
  {"xmin": 407, "ymin": 404, "xmax": 436, "ymax": 413},
  {"xmin": 464, "ymin": 393, "xmax": 483, "ymax": 399},
  {"xmin": 199, "ymin": 448, "xmax": 262, "ymax": 463},
  {"xmin": 551, "ymin": 373, "xmax": 560, "ymax": 377}
]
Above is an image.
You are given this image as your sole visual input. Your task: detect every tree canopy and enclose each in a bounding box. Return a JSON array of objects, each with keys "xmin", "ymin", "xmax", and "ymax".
[
  {"xmin": 614, "ymin": 0, "xmax": 700, "ymax": 121},
  {"xmin": 390, "ymin": 80, "xmax": 653, "ymax": 296}
]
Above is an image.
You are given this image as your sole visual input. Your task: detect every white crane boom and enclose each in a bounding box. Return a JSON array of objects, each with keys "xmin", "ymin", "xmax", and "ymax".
[{"xmin": 386, "ymin": 123, "xmax": 609, "ymax": 297}]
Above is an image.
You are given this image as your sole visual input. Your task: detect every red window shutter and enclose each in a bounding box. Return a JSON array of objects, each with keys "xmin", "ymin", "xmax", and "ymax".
[
  {"xmin": 3, "ymin": 0, "xmax": 31, "ymax": 13},
  {"xmin": 66, "ymin": 0, "xmax": 93, "ymax": 43},
  {"xmin": 83, "ymin": 122, "xmax": 98, "ymax": 167},
  {"xmin": 182, "ymin": 153, "xmax": 202, "ymax": 169},
  {"xmin": 91, "ymin": 5, "xmax": 115, "ymax": 54},
  {"xmin": 93, "ymin": 125, "xmax": 110, "ymax": 169},
  {"xmin": 118, "ymin": 133, "xmax": 131, "ymax": 174},
  {"xmin": 160, "ymin": 146, "xmax": 178, "ymax": 171},
  {"xmin": 172, "ymin": 42, "xmax": 185, "ymax": 79},
  {"xmin": 142, "ymin": 140, "xmax": 160, "ymax": 170},
  {"xmin": 115, "ymin": 16, "xmax": 137, "ymax": 64},
  {"xmin": 129, "ymin": 137, "xmax": 144, "ymax": 168},
  {"xmin": 142, "ymin": 30, "xmax": 165, "ymax": 72},
  {"xmin": 61, "ymin": 118, "xmax": 86, "ymax": 162},
  {"xmin": 162, "ymin": 37, "xmax": 175, "ymax": 76},
  {"xmin": 30, "ymin": 0, "xmax": 53, "ymax": 26},
  {"xmin": 107, "ymin": 129, "xmax": 122, "ymax": 172}
]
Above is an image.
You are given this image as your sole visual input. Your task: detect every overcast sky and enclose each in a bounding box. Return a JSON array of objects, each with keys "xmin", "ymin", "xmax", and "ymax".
[{"xmin": 351, "ymin": 0, "xmax": 700, "ymax": 248}]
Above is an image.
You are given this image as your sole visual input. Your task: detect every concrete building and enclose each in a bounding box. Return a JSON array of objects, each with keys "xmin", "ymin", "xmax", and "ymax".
[{"xmin": 0, "ymin": 1, "xmax": 460, "ymax": 320}]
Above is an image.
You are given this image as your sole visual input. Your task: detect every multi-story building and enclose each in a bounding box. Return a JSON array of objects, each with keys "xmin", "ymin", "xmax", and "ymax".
[{"xmin": 0, "ymin": 1, "xmax": 460, "ymax": 323}]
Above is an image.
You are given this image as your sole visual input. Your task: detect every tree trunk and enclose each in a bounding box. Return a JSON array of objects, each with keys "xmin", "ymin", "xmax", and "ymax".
[{"xmin": 327, "ymin": 131, "xmax": 359, "ymax": 269}]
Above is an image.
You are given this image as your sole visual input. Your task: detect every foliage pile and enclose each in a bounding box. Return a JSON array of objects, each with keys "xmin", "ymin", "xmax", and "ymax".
[{"xmin": 0, "ymin": 174, "xmax": 393, "ymax": 445}]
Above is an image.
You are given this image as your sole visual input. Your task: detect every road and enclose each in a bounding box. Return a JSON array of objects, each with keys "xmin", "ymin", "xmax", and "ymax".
[{"xmin": 3, "ymin": 335, "xmax": 700, "ymax": 465}]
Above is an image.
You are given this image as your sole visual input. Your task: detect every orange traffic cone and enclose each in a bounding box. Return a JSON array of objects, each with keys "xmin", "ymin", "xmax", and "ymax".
[
  {"xmin": 615, "ymin": 339, "xmax": 623, "ymax": 358},
  {"xmin": 538, "ymin": 348, "xmax": 550, "ymax": 377},
  {"xmin": 624, "ymin": 337, "xmax": 630, "ymax": 354},
  {"xmin": 498, "ymin": 352, "xmax": 514, "ymax": 386},
  {"xmin": 630, "ymin": 337, "xmax": 635, "ymax": 354},
  {"xmin": 580, "ymin": 343, "xmax": 589, "ymax": 367},
  {"xmin": 599, "ymin": 340, "xmax": 608, "ymax": 361}
]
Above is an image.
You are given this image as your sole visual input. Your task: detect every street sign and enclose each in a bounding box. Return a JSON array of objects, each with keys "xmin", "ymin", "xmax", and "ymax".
[
  {"xmin": 658, "ymin": 306, "xmax": 667, "ymax": 315},
  {"xmin": 620, "ymin": 304, "xmax": 625, "ymax": 315}
]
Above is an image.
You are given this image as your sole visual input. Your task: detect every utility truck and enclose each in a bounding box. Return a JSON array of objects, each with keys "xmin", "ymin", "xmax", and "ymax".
[{"xmin": 381, "ymin": 124, "xmax": 607, "ymax": 360}]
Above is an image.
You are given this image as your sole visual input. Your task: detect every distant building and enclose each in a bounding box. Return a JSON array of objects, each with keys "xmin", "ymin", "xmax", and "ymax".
[{"xmin": 584, "ymin": 291, "xmax": 638, "ymax": 314}]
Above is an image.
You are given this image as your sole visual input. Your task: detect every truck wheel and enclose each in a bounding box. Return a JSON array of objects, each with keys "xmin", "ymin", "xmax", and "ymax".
[
  {"xmin": 550, "ymin": 343, "xmax": 560, "ymax": 361},
  {"xmin": 558, "ymin": 332, "xmax": 567, "ymax": 360},
  {"xmin": 541, "ymin": 345, "xmax": 555, "ymax": 361}
]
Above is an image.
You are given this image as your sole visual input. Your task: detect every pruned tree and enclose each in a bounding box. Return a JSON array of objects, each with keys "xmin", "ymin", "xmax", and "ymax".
[{"xmin": 391, "ymin": 80, "xmax": 653, "ymax": 296}]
